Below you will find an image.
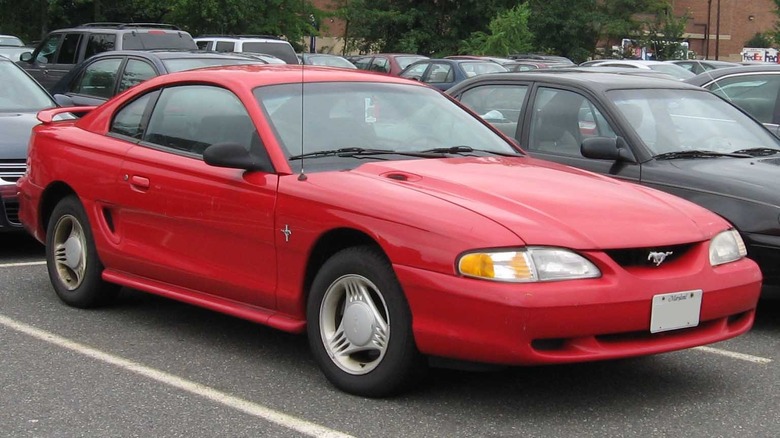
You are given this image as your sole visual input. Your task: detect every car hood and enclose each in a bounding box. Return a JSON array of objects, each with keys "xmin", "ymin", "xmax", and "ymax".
[
  {"xmin": 0, "ymin": 112, "xmax": 39, "ymax": 159},
  {"xmin": 348, "ymin": 157, "xmax": 724, "ymax": 250},
  {"xmin": 662, "ymin": 157, "xmax": 780, "ymax": 205}
]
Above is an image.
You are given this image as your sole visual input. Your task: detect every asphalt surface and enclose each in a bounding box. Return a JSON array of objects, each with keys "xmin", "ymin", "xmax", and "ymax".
[{"xmin": 1, "ymin": 232, "xmax": 778, "ymax": 437}]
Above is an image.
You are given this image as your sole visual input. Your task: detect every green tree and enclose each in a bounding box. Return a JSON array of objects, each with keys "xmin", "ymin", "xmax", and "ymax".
[
  {"xmin": 526, "ymin": 0, "xmax": 599, "ymax": 63},
  {"xmin": 745, "ymin": 32, "xmax": 774, "ymax": 48},
  {"xmin": 636, "ymin": 2, "xmax": 690, "ymax": 60},
  {"xmin": 461, "ymin": 4, "xmax": 533, "ymax": 56}
]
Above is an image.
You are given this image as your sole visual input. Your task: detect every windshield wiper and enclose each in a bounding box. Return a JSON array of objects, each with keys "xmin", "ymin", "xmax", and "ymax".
[
  {"xmin": 288, "ymin": 147, "xmax": 440, "ymax": 161},
  {"xmin": 730, "ymin": 147, "xmax": 780, "ymax": 157},
  {"xmin": 419, "ymin": 145, "xmax": 522, "ymax": 157},
  {"xmin": 653, "ymin": 150, "xmax": 752, "ymax": 160}
]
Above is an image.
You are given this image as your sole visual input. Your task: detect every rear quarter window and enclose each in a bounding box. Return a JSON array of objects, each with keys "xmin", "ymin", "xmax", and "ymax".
[{"xmin": 122, "ymin": 32, "xmax": 197, "ymax": 50}]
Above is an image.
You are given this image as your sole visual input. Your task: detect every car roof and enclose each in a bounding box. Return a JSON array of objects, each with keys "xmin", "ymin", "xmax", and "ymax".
[
  {"xmin": 135, "ymin": 64, "xmax": 422, "ymax": 88},
  {"xmin": 685, "ymin": 64, "xmax": 780, "ymax": 85},
  {"xmin": 50, "ymin": 23, "xmax": 185, "ymax": 32},
  {"xmin": 447, "ymin": 70, "xmax": 701, "ymax": 94},
  {"xmin": 85, "ymin": 49, "xmax": 262, "ymax": 60}
]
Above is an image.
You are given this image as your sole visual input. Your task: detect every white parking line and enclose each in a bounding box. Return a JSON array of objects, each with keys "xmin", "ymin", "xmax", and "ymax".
[
  {"xmin": 0, "ymin": 315, "xmax": 354, "ymax": 438},
  {"xmin": 0, "ymin": 261, "xmax": 46, "ymax": 268},
  {"xmin": 693, "ymin": 346, "xmax": 773, "ymax": 364}
]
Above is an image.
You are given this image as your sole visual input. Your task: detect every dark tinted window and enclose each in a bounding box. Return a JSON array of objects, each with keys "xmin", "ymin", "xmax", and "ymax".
[
  {"xmin": 111, "ymin": 93, "xmax": 155, "ymax": 139},
  {"xmin": 74, "ymin": 58, "xmax": 122, "ymax": 98},
  {"xmin": 84, "ymin": 34, "xmax": 116, "ymax": 58},
  {"xmin": 55, "ymin": 33, "xmax": 81, "ymax": 64},
  {"xmin": 241, "ymin": 41, "xmax": 298, "ymax": 64},
  {"xmin": 215, "ymin": 41, "xmax": 234, "ymax": 52},
  {"xmin": 144, "ymin": 85, "xmax": 254, "ymax": 155},
  {"xmin": 122, "ymin": 32, "xmax": 197, "ymax": 50},
  {"xmin": 118, "ymin": 59, "xmax": 157, "ymax": 93}
]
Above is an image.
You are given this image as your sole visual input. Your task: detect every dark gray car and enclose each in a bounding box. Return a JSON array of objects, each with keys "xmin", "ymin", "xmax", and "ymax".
[
  {"xmin": 0, "ymin": 57, "xmax": 58, "ymax": 230},
  {"xmin": 17, "ymin": 23, "xmax": 197, "ymax": 91}
]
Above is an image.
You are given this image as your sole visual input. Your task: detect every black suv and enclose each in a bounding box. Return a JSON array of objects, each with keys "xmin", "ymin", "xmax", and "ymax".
[{"xmin": 18, "ymin": 23, "xmax": 197, "ymax": 90}]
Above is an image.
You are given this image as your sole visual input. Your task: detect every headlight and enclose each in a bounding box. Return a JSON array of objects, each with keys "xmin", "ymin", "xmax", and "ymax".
[
  {"xmin": 457, "ymin": 247, "xmax": 601, "ymax": 282},
  {"xmin": 709, "ymin": 229, "xmax": 747, "ymax": 266}
]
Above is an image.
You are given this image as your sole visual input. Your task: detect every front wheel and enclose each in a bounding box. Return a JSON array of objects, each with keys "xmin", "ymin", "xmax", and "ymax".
[
  {"xmin": 45, "ymin": 196, "xmax": 119, "ymax": 308},
  {"xmin": 307, "ymin": 246, "xmax": 426, "ymax": 397}
]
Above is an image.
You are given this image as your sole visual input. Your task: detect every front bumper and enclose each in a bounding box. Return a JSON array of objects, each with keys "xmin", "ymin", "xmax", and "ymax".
[{"xmin": 396, "ymin": 245, "xmax": 761, "ymax": 366}]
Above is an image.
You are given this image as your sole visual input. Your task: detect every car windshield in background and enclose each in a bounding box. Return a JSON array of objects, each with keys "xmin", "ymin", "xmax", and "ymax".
[
  {"xmin": 0, "ymin": 36, "xmax": 23, "ymax": 46},
  {"xmin": 0, "ymin": 61, "xmax": 56, "ymax": 112},
  {"xmin": 396, "ymin": 56, "xmax": 427, "ymax": 70},
  {"xmin": 241, "ymin": 42, "xmax": 299, "ymax": 64},
  {"xmin": 122, "ymin": 32, "xmax": 197, "ymax": 50},
  {"xmin": 647, "ymin": 64, "xmax": 696, "ymax": 80},
  {"xmin": 608, "ymin": 88, "xmax": 780, "ymax": 155},
  {"xmin": 161, "ymin": 58, "xmax": 263, "ymax": 72},
  {"xmin": 463, "ymin": 61, "xmax": 507, "ymax": 77},
  {"xmin": 255, "ymin": 82, "xmax": 517, "ymax": 171}
]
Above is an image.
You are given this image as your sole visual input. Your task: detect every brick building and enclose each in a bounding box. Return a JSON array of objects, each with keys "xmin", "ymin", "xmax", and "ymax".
[{"xmin": 674, "ymin": 0, "xmax": 777, "ymax": 61}]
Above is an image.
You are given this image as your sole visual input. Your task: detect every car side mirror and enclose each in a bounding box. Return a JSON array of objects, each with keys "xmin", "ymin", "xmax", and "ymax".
[
  {"xmin": 581, "ymin": 136, "xmax": 636, "ymax": 163},
  {"xmin": 53, "ymin": 94, "xmax": 74, "ymax": 107},
  {"xmin": 20, "ymin": 52, "xmax": 32, "ymax": 62},
  {"xmin": 203, "ymin": 142, "xmax": 273, "ymax": 172}
]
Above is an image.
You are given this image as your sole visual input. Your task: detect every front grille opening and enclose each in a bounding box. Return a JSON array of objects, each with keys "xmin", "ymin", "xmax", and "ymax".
[
  {"xmin": 5, "ymin": 200, "xmax": 20, "ymax": 225},
  {"xmin": 531, "ymin": 338, "xmax": 566, "ymax": 351},
  {"xmin": 605, "ymin": 243, "xmax": 693, "ymax": 268}
]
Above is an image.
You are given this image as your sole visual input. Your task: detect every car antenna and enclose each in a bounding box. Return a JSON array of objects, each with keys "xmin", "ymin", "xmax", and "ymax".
[{"xmin": 298, "ymin": 0, "xmax": 308, "ymax": 181}]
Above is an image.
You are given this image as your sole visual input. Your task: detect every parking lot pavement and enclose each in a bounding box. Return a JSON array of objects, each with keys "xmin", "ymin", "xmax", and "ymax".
[{"xmin": 1, "ymin": 240, "xmax": 778, "ymax": 437}]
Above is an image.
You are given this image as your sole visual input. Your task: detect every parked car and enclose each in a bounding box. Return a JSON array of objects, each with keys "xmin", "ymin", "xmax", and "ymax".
[
  {"xmin": 508, "ymin": 54, "xmax": 575, "ymax": 67},
  {"xmin": 504, "ymin": 61, "xmax": 551, "ymax": 71},
  {"xmin": 582, "ymin": 60, "xmax": 695, "ymax": 81},
  {"xmin": 684, "ymin": 64, "xmax": 780, "ymax": 130},
  {"xmin": 298, "ymin": 53, "xmax": 356, "ymax": 68},
  {"xmin": 447, "ymin": 70, "xmax": 780, "ymax": 291},
  {"xmin": 17, "ymin": 23, "xmax": 197, "ymax": 91},
  {"xmin": 0, "ymin": 56, "xmax": 59, "ymax": 231},
  {"xmin": 669, "ymin": 59, "xmax": 740, "ymax": 75},
  {"xmin": 0, "ymin": 34, "xmax": 30, "ymax": 61},
  {"xmin": 50, "ymin": 50, "xmax": 269, "ymax": 107},
  {"xmin": 399, "ymin": 58, "xmax": 507, "ymax": 90},
  {"xmin": 18, "ymin": 65, "xmax": 761, "ymax": 397},
  {"xmin": 194, "ymin": 35, "xmax": 299, "ymax": 64},
  {"xmin": 352, "ymin": 53, "xmax": 428, "ymax": 76}
]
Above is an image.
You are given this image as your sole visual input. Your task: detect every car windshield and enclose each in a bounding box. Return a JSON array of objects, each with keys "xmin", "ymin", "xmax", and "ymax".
[
  {"xmin": 306, "ymin": 55, "xmax": 355, "ymax": 68},
  {"xmin": 646, "ymin": 64, "xmax": 696, "ymax": 80},
  {"xmin": 396, "ymin": 56, "xmax": 427, "ymax": 70},
  {"xmin": 0, "ymin": 36, "xmax": 23, "ymax": 47},
  {"xmin": 607, "ymin": 88, "xmax": 780, "ymax": 155},
  {"xmin": 255, "ymin": 82, "xmax": 518, "ymax": 171},
  {"xmin": 461, "ymin": 62, "xmax": 508, "ymax": 77},
  {"xmin": 162, "ymin": 58, "xmax": 264, "ymax": 72},
  {"xmin": 0, "ymin": 61, "xmax": 56, "ymax": 112}
]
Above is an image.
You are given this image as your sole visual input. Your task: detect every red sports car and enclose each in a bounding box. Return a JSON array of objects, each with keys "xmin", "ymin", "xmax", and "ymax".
[{"xmin": 18, "ymin": 65, "xmax": 762, "ymax": 397}]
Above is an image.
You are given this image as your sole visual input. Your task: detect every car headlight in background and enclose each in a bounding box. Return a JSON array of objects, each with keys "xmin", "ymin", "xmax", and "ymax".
[
  {"xmin": 709, "ymin": 229, "xmax": 747, "ymax": 266},
  {"xmin": 458, "ymin": 247, "xmax": 601, "ymax": 282}
]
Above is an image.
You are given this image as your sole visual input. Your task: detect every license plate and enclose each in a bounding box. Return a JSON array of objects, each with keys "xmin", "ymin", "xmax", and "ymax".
[{"xmin": 650, "ymin": 290, "xmax": 702, "ymax": 333}]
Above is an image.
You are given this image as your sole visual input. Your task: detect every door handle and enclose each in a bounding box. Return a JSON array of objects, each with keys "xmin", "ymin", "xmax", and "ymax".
[{"xmin": 128, "ymin": 175, "xmax": 150, "ymax": 190}]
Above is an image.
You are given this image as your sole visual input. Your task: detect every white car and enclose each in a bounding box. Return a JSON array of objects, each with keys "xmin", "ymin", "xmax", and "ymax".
[
  {"xmin": 195, "ymin": 35, "xmax": 299, "ymax": 64},
  {"xmin": 584, "ymin": 60, "xmax": 695, "ymax": 80}
]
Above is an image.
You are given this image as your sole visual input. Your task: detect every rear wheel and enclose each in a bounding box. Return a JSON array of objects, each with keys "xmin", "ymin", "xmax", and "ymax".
[
  {"xmin": 307, "ymin": 246, "xmax": 426, "ymax": 397},
  {"xmin": 46, "ymin": 196, "xmax": 119, "ymax": 308}
]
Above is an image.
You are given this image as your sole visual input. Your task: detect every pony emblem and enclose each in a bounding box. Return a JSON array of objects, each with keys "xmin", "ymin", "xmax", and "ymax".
[{"xmin": 647, "ymin": 251, "xmax": 673, "ymax": 266}]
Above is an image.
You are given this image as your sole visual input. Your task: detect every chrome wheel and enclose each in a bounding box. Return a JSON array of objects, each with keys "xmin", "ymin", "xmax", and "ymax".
[
  {"xmin": 51, "ymin": 214, "xmax": 87, "ymax": 290},
  {"xmin": 319, "ymin": 274, "xmax": 389, "ymax": 375}
]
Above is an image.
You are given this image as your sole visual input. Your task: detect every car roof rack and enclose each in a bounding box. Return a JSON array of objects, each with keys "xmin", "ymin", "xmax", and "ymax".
[
  {"xmin": 198, "ymin": 34, "xmax": 282, "ymax": 40},
  {"xmin": 78, "ymin": 22, "xmax": 181, "ymax": 30}
]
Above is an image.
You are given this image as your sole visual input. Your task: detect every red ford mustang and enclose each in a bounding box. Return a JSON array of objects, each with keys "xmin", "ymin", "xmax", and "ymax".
[{"xmin": 18, "ymin": 65, "xmax": 761, "ymax": 397}]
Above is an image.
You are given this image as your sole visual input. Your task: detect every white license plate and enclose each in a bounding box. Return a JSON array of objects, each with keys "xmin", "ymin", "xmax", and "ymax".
[{"xmin": 650, "ymin": 290, "xmax": 702, "ymax": 333}]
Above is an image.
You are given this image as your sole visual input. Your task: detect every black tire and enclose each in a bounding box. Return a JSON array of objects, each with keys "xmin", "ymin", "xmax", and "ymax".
[
  {"xmin": 45, "ymin": 196, "xmax": 119, "ymax": 308},
  {"xmin": 307, "ymin": 246, "xmax": 427, "ymax": 397}
]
